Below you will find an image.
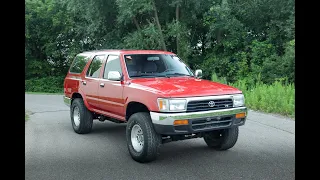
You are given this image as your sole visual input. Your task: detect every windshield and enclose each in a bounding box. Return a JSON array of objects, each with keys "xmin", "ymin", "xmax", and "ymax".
[{"xmin": 124, "ymin": 54, "xmax": 194, "ymax": 78}]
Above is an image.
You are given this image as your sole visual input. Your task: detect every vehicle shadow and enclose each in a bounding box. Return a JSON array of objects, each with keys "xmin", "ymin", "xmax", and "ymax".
[
  {"xmin": 88, "ymin": 121, "xmax": 231, "ymax": 163},
  {"xmin": 89, "ymin": 121, "xmax": 127, "ymax": 141}
]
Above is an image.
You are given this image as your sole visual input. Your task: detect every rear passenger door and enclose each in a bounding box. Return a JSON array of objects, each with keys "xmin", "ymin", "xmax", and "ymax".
[
  {"xmin": 98, "ymin": 55, "xmax": 125, "ymax": 119},
  {"xmin": 81, "ymin": 55, "xmax": 105, "ymax": 111}
]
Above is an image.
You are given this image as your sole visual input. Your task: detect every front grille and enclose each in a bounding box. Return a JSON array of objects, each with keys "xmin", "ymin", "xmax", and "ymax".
[
  {"xmin": 192, "ymin": 116, "xmax": 232, "ymax": 130},
  {"xmin": 186, "ymin": 98, "xmax": 233, "ymax": 112}
]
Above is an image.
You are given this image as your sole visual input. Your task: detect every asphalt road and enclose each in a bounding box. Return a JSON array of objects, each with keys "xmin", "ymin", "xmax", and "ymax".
[{"xmin": 25, "ymin": 94, "xmax": 295, "ymax": 180}]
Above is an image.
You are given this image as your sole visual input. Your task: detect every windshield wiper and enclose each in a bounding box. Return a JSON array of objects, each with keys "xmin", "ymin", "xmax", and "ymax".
[
  {"xmin": 165, "ymin": 73, "xmax": 194, "ymax": 77},
  {"xmin": 130, "ymin": 74, "xmax": 168, "ymax": 78}
]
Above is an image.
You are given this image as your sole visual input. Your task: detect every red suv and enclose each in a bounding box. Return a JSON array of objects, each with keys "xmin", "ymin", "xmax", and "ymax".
[{"xmin": 63, "ymin": 50, "xmax": 247, "ymax": 162}]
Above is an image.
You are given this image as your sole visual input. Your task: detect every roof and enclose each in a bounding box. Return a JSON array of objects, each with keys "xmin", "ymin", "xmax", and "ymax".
[{"xmin": 80, "ymin": 49, "xmax": 175, "ymax": 55}]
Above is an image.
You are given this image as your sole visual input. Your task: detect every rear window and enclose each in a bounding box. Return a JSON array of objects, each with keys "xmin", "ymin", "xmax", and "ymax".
[{"xmin": 69, "ymin": 55, "xmax": 90, "ymax": 74}]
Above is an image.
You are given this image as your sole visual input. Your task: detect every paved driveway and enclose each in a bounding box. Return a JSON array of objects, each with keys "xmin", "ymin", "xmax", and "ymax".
[{"xmin": 25, "ymin": 94, "xmax": 295, "ymax": 180}]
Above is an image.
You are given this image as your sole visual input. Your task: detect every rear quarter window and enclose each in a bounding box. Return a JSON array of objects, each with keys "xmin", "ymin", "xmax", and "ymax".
[{"xmin": 69, "ymin": 55, "xmax": 90, "ymax": 74}]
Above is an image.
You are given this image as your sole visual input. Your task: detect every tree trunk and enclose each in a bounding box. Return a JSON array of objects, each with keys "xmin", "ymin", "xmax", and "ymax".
[
  {"xmin": 152, "ymin": 0, "xmax": 167, "ymax": 51},
  {"xmin": 217, "ymin": 29, "xmax": 222, "ymax": 44},
  {"xmin": 201, "ymin": 34, "xmax": 206, "ymax": 56},
  {"xmin": 176, "ymin": 4, "xmax": 180, "ymax": 55},
  {"xmin": 132, "ymin": 16, "xmax": 141, "ymax": 31}
]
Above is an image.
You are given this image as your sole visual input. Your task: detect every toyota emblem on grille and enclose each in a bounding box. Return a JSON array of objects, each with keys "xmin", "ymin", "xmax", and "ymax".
[{"xmin": 208, "ymin": 101, "xmax": 215, "ymax": 107}]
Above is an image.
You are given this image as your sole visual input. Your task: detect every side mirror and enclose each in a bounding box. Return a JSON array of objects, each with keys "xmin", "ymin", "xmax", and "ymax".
[
  {"xmin": 108, "ymin": 71, "xmax": 122, "ymax": 81},
  {"xmin": 195, "ymin": 69, "xmax": 202, "ymax": 79}
]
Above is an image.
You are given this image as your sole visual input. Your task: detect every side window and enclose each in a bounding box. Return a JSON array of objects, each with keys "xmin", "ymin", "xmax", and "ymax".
[
  {"xmin": 103, "ymin": 55, "xmax": 122, "ymax": 79},
  {"xmin": 86, "ymin": 55, "xmax": 105, "ymax": 78},
  {"xmin": 69, "ymin": 55, "xmax": 90, "ymax": 74}
]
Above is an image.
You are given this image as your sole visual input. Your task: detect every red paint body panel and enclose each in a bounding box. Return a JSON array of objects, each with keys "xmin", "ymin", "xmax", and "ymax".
[
  {"xmin": 128, "ymin": 77, "xmax": 241, "ymax": 98},
  {"xmin": 122, "ymin": 83, "xmax": 161, "ymax": 112},
  {"xmin": 81, "ymin": 78, "xmax": 100, "ymax": 110},
  {"xmin": 64, "ymin": 50, "xmax": 242, "ymax": 121},
  {"xmin": 98, "ymin": 79, "xmax": 125, "ymax": 117}
]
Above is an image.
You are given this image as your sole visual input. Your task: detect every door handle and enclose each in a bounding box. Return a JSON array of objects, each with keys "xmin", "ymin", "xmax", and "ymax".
[
  {"xmin": 100, "ymin": 83, "xmax": 105, "ymax": 87},
  {"xmin": 82, "ymin": 80, "xmax": 87, "ymax": 85}
]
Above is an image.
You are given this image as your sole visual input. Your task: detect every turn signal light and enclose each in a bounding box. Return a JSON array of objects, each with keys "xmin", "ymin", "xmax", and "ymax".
[
  {"xmin": 236, "ymin": 112, "xmax": 246, "ymax": 119},
  {"xmin": 159, "ymin": 100, "xmax": 163, "ymax": 109},
  {"xmin": 173, "ymin": 120, "xmax": 188, "ymax": 125}
]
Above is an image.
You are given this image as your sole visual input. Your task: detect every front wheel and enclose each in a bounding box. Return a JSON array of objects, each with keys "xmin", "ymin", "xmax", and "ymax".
[
  {"xmin": 126, "ymin": 112, "xmax": 162, "ymax": 163},
  {"xmin": 203, "ymin": 126, "xmax": 239, "ymax": 150}
]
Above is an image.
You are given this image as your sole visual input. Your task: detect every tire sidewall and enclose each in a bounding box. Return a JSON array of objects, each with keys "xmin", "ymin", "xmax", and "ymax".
[
  {"xmin": 204, "ymin": 130, "xmax": 223, "ymax": 147},
  {"xmin": 126, "ymin": 116, "xmax": 147, "ymax": 158},
  {"xmin": 70, "ymin": 99, "xmax": 82, "ymax": 132},
  {"xmin": 204, "ymin": 127, "xmax": 239, "ymax": 150}
]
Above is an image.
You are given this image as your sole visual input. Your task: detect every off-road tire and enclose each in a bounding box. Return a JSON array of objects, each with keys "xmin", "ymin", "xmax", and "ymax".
[
  {"xmin": 203, "ymin": 126, "xmax": 239, "ymax": 150},
  {"xmin": 126, "ymin": 112, "xmax": 162, "ymax": 163}
]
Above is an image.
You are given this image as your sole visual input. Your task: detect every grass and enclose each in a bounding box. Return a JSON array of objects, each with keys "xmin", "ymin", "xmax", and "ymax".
[
  {"xmin": 25, "ymin": 76, "xmax": 64, "ymax": 93},
  {"xmin": 240, "ymin": 82, "xmax": 294, "ymax": 118},
  {"xmin": 212, "ymin": 73, "xmax": 295, "ymax": 118},
  {"xmin": 25, "ymin": 110, "xmax": 30, "ymax": 121},
  {"xmin": 25, "ymin": 92, "xmax": 64, "ymax": 95}
]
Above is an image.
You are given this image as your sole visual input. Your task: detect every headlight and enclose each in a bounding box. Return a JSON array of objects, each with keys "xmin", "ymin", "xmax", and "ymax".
[
  {"xmin": 157, "ymin": 98, "xmax": 187, "ymax": 112},
  {"xmin": 233, "ymin": 94, "xmax": 245, "ymax": 107}
]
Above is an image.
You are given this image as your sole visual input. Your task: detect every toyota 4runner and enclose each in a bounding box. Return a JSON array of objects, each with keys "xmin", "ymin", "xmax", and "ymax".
[{"xmin": 63, "ymin": 49, "xmax": 247, "ymax": 163}]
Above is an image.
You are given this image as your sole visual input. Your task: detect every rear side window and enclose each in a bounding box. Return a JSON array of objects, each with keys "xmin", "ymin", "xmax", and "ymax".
[
  {"xmin": 69, "ymin": 55, "xmax": 90, "ymax": 74},
  {"xmin": 86, "ymin": 55, "xmax": 105, "ymax": 78}
]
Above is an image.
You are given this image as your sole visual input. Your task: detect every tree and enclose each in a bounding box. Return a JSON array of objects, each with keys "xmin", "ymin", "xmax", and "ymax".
[
  {"xmin": 26, "ymin": 0, "xmax": 78, "ymax": 78},
  {"xmin": 25, "ymin": 0, "xmax": 295, "ymax": 85}
]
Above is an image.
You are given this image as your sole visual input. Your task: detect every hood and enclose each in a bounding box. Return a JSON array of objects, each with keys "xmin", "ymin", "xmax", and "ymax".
[{"xmin": 128, "ymin": 77, "xmax": 242, "ymax": 98}]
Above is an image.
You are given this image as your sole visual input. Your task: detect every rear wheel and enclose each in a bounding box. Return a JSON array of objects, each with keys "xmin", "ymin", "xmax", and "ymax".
[
  {"xmin": 70, "ymin": 98, "xmax": 93, "ymax": 134},
  {"xmin": 126, "ymin": 112, "xmax": 162, "ymax": 163},
  {"xmin": 203, "ymin": 127, "xmax": 239, "ymax": 150}
]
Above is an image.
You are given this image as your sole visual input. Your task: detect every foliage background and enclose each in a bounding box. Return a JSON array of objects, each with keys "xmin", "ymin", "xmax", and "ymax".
[{"xmin": 25, "ymin": 0, "xmax": 295, "ymax": 116}]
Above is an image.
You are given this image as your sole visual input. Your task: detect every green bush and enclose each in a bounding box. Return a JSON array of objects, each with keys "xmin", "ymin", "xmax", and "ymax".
[
  {"xmin": 201, "ymin": 39, "xmax": 295, "ymax": 85},
  {"xmin": 246, "ymin": 81, "xmax": 294, "ymax": 117},
  {"xmin": 201, "ymin": 55, "xmax": 238, "ymax": 82},
  {"xmin": 211, "ymin": 73, "xmax": 227, "ymax": 84},
  {"xmin": 212, "ymin": 74, "xmax": 295, "ymax": 118},
  {"xmin": 25, "ymin": 76, "xmax": 65, "ymax": 93}
]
